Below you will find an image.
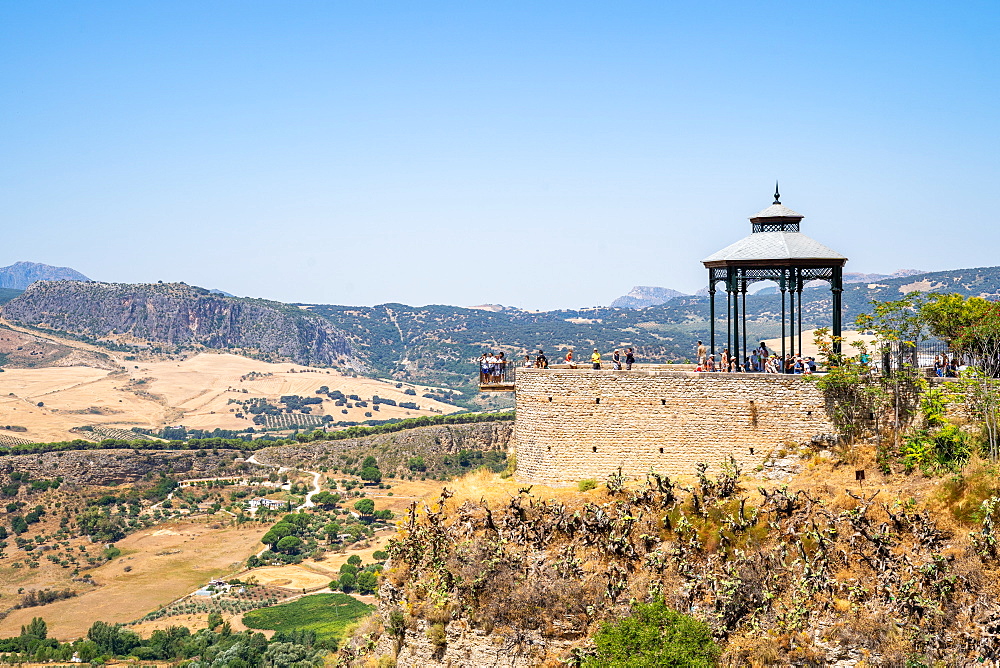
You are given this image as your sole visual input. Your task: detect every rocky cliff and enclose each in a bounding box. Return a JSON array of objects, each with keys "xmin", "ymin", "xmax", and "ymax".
[
  {"xmin": 0, "ymin": 448, "xmax": 263, "ymax": 485},
  {"xmin": 2, "ymin": 281, "xmax": 361, "ymax": 369},
  {"xmin": 254, "ymin": 421, "xmax": 513, "ymax": 477}
]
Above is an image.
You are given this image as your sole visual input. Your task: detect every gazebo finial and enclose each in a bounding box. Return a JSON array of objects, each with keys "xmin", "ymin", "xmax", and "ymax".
[{"xmin": 773, "ymin": 181, "xmax": 781, "ymax": 205}]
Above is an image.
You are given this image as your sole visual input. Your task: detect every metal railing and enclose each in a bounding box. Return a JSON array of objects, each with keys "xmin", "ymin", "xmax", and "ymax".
[{"xmin": 478, "ymin": 360, "xmax": 516, "ymax": 386}]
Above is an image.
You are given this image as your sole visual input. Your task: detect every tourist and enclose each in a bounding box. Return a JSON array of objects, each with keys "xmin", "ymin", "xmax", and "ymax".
[
  {"xmin": 696, "ymin": 340, "xmax": 707, "ymax": 366},
  {"xmin": 535, "ymin": 350, "xmax": 548, "ymax": 368},
  {"xmin": 480, "ymin": 352, "xmax": 490, "ymax": 383},
  {"xmin": 749, "ymin": 348, "xmax": 760, "ymax": 373},
  {"xmin": 591, "ymin": 348, "xmax": 601, "ymax": 370},
  {"xmin": 625, "ymin": 348, "xmax": 635, "ymax": 370},
  {"xmin": 758, "ymin": 342, "xmax": 771, "ymax": 371},
  {"xmin": 806, "ymin": 357, "xmax": 817, "ymax": 374},
  {"xmin": 706, "ymin": 354, "xmax": 716, "ymax": 372},
  {"xmin": 496, "ymin": 352, "xmax": 507, "ymax": 381},
  {"xmin": 720, "ymin": 348, "xmax": 730, "ymax": 372},
  {"xmin": 523, "ymin": 354, "xmax": 533, "ymax": 368},
  {"xmin": 612, "ymin": 349, "xmax": 622, "ymax": 370},
  {"xmin": 933, "ymin": 354, "xmax": 944, "ymax": 377},
  {"xmin": 565, "ymin": 349, "xmax": 576, "ymax": 368}
]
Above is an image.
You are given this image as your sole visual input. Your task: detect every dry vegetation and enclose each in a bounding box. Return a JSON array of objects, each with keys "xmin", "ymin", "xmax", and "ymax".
[
  {"xmin": 0, "ymin": 329, "xmax": 461, "ymax": 443},
  {"xmin": 343, "ymin": 451, "xmax": 1000, "ymax": 666}
]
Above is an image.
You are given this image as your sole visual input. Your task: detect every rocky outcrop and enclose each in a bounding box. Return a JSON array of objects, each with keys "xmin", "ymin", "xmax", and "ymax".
[
  {"xmin": 3, "ymin": 281, "xmax": 361, "ymax": 369},
  {"xmin": 254, "ymin": 422, "xmax": 513, "ymax": 476},
  {"xmin": 350, "ymin": 581, "xmax": 574, "ymax": 667},
  {"xmin": 0, "ymin": 448, "xmax": 262, "ymax": 485},
  {"xmin": 610, "ymin": 285, "xmax": 687, "ymax": 309}
]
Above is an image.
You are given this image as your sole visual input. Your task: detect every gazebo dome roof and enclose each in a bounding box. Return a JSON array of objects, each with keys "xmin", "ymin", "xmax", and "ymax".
[
  {"xmin": 701, "ymin": 231, "xmax": 846, "ymax": 264},
  {"xmin": 750, "ymin": 203, "xmax": 804, "ymax": 221}
]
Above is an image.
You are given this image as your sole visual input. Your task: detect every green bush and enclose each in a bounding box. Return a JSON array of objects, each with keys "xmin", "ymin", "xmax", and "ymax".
[
  {"xmin": 577, "ymin": 479, "xmax": 598, "ymax": 492},
  {"xmin": 583, "ymin": 599, "xmax": 719, "ymax": 667}
]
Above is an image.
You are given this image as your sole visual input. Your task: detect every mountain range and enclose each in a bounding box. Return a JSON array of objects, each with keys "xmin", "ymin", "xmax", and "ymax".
[
  {"xmin": 0, "ymin": 261, "xmax": 91, "ymax": 289},
  {"xmin": 2, "ymin": 264, "xmax": 999, "ymax": 399},
  {"xmin": 612, "ymin": 270, "xmax": 927, "ymax": 306}
]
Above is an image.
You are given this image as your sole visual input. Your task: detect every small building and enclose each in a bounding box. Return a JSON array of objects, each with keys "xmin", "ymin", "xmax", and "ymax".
[{"xmin": 247, "ymin": 497, "xmax": 285, "ymax": 511}]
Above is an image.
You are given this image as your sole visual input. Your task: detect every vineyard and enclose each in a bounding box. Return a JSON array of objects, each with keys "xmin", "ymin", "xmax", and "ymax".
[
  {"xmin": 0, "ymin": 433, "xmax": 32, "ymax": 447},
  {"xmin": 134, "ymin": 583, "xmax": 290, "ymax": 624},
  {"xmin": 259, "ymin": 414, "xmax": 327, "ymax": 430}
]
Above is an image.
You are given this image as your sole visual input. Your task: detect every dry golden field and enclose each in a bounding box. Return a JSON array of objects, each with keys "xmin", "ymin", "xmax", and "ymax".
[
  {"xmin": 0, "ymin": 331, "xmax": 460, "ymax": 443},
  {"xmin": 0, "ymin": 517, "xmax": 268, "ymax": 640}
]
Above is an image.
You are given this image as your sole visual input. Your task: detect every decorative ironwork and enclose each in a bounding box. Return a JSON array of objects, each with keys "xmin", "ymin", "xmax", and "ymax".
[{"xmin": 702, "ymin": 191, "xmax": 847, "ymax": 369}]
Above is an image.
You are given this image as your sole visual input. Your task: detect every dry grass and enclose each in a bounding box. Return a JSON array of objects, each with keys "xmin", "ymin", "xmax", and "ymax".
[
  {"xmin": 0, "ymin": 349, "xmax": 461, "ymax": 442},
  {"xmin": 0, "ymin": 517, "xmax": 268, "ymax": 640}
]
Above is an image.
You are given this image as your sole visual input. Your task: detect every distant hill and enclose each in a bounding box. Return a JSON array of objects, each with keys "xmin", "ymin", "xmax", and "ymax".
[
  {"xmin": 304, "ymin": 265, "xmax": 1000, "ymax": 390},
  {"xmin": 610, "ymin": 286, "xmax": 688, "ymax": 309},
  {"xmin": 0, "ymin": 261, "xmax": 90, "ymax": 289},
  {"xmin": 3, "ymin": 266, "xmax": 996, "ymax": 397},
  {"xmin": 2, "ymin": 281, "xmax": 361, "ymax": 369}
]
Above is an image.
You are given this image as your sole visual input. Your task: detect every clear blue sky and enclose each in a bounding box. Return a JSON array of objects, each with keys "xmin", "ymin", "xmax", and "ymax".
[{"xmin": 2, "ymin": 1, "xmax": 998, "ymax": 310}]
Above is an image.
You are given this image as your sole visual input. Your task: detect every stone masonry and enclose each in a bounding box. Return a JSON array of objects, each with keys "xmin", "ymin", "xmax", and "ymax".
[{"xmin": 514, "ymin": 367, "xmax": 836, "ymax": 484}]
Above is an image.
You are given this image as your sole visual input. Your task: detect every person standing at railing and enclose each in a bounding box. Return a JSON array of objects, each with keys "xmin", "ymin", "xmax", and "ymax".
[
  {"xmin": 612, "ymin": 350, "xmax": 622, "ymax": 370},
  {"xmin": 591, "ymin": 349, "xmax": 601, "ymax": 370},
  {"xmin": 535, "ymin": 350, "xmax": 548, "ymax": 368},
  {"xmin": 696, "ymin": 340, "xmax": 707, "ymax": 366},
  {"xmin": 496, "ymin": 352, "xmax": 507, "ymax": 382},
  {"xmin": 625, "ymin": 348, "xmax": 635, "ymax": 370},
  {"xmin": 480, "ymin": 352, "xmax": 491, "ymax": 383}
]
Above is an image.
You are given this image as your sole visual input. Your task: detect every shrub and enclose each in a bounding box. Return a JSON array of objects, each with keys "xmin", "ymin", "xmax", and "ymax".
[
  {"xmin": 426, "ymin": 622, "xmax": 446, "ymax": 648},
  {"xmin": 584, "ymin": 599, "xmax": 719, "ymax": 667},
  {"xmin": 578, "ymin": 479, "xmax": 598, "ymax": 492}
]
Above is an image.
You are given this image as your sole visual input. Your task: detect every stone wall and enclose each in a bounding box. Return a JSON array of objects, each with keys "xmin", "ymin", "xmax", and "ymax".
[{"xmin": 515, "ymin": 368, "xmax": 836, "ymax": 484}]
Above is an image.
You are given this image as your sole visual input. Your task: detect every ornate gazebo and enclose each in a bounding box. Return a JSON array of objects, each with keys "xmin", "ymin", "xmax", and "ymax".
[{"xmin": 702, "ymin": 186, "xmax": 848, "ymax": 367}]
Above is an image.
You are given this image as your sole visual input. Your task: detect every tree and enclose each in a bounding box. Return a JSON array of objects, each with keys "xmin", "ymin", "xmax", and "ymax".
[
  {"xmin": 347, "ymin": 554, "xmax": 362, "ymax": 567},
  {"xmin": 922, "ymin": 294, "xmax": 1000, "ymax": 458},
  {"xmin": 356, "ymin": 571, "xmax": 378, "ymax": 595},
  {"xmin": 275, "ymin": 536, "xmax": 303, "ymax": 555},
  {"xmin": 20, "ymin": 617, "xmax": 46, "ymax": 640},
  {"xmin": 87, "ymin": 620, "xmax": 141, "ymax": 655},
  {"xmin": 353, "ymin": 499, "xmax": 374, "ymax": 516},
  {"xmin": 360, "ymin": 466, "xmax": 382, "ymax": 484},
  {"xmin": 361, "ymin": 456, "xmax": 377, "ymax": 469},
  {"xmin": 584, "ymin": 599, "xmax": 719, "ymax": 667},
  {"xmin": 323, "ymin": 522, "xmax": 342, "ymax": 542},
  {"xmin": 338, "ymin": 572, "xmax": 356, "ymax": 592},
  {"xmin": 407, "ymin": 456, "xmax": 427, "ymax": 472}
]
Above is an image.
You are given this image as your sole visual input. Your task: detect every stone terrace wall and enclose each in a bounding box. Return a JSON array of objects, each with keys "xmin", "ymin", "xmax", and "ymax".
[{"xmin": 515, "ymin": 368, "xmax": 836, "ymax": 485}]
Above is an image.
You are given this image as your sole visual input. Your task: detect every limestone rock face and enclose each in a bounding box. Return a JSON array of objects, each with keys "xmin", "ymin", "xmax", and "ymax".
[
  {"xmin": 254, "ymin": 421, "xmax": 513, "ymax": 475},
  {"xmin": 0, "ymin": 448, "xmax": 259, "ymax": 485},
  {"xmin": 3, "ymin": 281, "xmax": 360, "ymax": 369}
]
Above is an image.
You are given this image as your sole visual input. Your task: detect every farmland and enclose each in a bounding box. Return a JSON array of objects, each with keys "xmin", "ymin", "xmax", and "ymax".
[
  {"xmin": 242, "ymin": 593, "xmax": 373, "ymax": 642},
  {"xmin": 0, "ymin": 322, "xmax": 462, "ymax": 443}
]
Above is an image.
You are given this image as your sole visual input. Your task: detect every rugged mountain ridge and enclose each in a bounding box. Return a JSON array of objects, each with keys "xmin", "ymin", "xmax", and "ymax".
[
  {"xmin": 610, "ymin": 285, "xmax": 688, "ymax": 309},
  {"xmin": 2, "ymin": 281, "xmax": 360, "ymax": 369},
  {"xmin": 0, "ymin": 261, "xmax": 90, "ymax": 289},
  {"xmin": 307, "ymin": 265, "xmax": 1000, "ymax": 390},
  {"xmin": 3, "ymin": 266, "xmax": 998, "ymax": 395}
]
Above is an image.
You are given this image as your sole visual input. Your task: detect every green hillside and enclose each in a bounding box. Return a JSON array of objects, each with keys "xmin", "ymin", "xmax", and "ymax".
[{"xmin": 306, "ymin": 265, "xmax": 1000, "ymax": 393}]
